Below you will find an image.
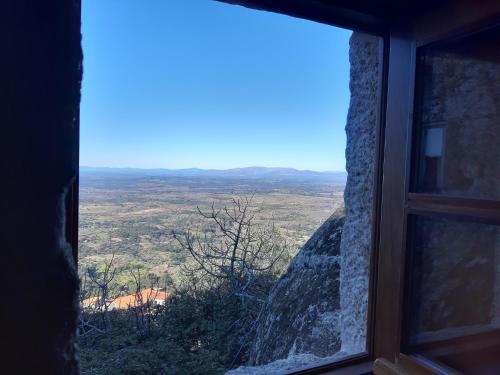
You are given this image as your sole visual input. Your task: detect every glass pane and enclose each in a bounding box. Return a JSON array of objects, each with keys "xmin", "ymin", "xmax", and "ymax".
[
  {"xmin": 404, "ymin": 215, "xmax": 500, "ymax": 374},
  {"xmin": 414, "ymin": 27, "xmax": 500, "ymax": 200}
]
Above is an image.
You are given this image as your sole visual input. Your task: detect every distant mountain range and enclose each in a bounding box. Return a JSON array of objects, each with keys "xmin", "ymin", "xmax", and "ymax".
[{"xmin": 80, "ymin": 166, "xmax": 347, "ymax": 181}]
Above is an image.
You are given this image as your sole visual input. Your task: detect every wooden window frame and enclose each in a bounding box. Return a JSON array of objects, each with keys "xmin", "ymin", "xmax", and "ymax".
[{"xmin": 380, "ymin": 2, "xmax": 500, "ymax": 374}]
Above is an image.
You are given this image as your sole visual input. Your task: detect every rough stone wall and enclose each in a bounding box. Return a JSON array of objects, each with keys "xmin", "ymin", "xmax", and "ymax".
[
  {"xmin": 339, "ymin": 32, "xmax": 380, "ymax": 354},
  {"xmin": 249, "ymin": 212, "xmax": 344, "ymax": 365},
  {"xmin": 0, "ymin": 1, "xmax": 81, "ymax": 373}
]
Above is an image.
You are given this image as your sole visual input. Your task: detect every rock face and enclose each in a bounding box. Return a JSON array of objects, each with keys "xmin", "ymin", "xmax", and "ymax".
[
  {"xmin": 339, "ymin": 31, "xmax": 380, "ymax": 354},
  {"xmin": 249, "ymin": 212, "xmax": 344, "ymax": 365},
  {"xmin": 244, "ymin": 31, "xmax": 381, "ymax": 368}
]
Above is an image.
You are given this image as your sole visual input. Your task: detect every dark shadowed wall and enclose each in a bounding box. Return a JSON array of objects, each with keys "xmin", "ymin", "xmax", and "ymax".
[{"xmin": 0, "ymin": 1, "xmax": 81, "ymax": 373}]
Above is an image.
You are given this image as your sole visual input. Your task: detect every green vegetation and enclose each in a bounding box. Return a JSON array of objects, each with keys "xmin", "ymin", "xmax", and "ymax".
[
  {"xmin": 79, "ymin": 286, "xmax": 257, "ymax": 375},
  {"xmin": 78, "ymin": 171, "xmax": 345, "ymax": 373}
]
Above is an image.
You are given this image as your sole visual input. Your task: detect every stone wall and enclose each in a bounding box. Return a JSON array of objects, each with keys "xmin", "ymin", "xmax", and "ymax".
[{"xmin": 339, "ymin": 31, "xmax": 380, "ymax": 354}]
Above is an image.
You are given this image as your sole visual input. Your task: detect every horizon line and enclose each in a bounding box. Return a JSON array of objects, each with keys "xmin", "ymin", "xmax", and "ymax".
[{"xmin": 80, "ymin": 165, "xmax": 347, "ymax": 173}]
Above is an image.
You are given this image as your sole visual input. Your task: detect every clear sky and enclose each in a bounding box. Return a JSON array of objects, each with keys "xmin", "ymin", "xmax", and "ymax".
[{"xmin": 81, "ymin": 0, "xmax": 351, "ymax": 171}]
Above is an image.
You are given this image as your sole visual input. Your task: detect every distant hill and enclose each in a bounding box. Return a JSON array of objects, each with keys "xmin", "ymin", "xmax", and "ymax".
[{"xmin": 80, "ymin": 166, "xmax": 347, "ymax": 182}]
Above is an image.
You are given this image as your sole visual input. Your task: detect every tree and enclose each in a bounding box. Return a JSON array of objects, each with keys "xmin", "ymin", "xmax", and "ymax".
[
  {"xmin": 172, "ymin": 196, "xmax": 291, "ymax": 368},
  {"xmin": 172, "ymin": 196, "xmax": 289, "ymax": 304},
  {"xmin": 86, "ymin": 253, "xmax": 117, "ymax": 330},
  {"xmin": 79, "ymin": 271, "xmax": 105, "ymax": 336},
  {"xmin": 129, "ymin": 266, "xmax": 162, "ymax": 331}
]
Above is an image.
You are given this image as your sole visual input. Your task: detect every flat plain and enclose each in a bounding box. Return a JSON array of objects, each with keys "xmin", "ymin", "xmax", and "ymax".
[{"xmin": 78, "ymin": 167, "xmax": 346, "ymax": 285}]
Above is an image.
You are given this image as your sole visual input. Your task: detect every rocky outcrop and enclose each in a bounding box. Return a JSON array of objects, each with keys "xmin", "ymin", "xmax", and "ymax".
[
  {"xmin": 239, "ymin": 31, "xmax": 381, "ymax": 370},
  {"xmin": 249, "ymin": 212, "xmax": 344, "ymax": 365}
]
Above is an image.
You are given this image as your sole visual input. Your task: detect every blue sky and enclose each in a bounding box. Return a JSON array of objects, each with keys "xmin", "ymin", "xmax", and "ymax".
[{"xmin": 81, "ymin": 0, "xmax": 351, "ymax": 171}]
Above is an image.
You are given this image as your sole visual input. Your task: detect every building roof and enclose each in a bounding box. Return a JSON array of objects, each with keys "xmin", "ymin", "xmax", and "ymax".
[
  {"xmin": 81, "ymin": 288, "xmax": 169, "ymax": 310},
  {"xmin": 109, "ymin": 288, "xmax": 169, "ymax": 310}
]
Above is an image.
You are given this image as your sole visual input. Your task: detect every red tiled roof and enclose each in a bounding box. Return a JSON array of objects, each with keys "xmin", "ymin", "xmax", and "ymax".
[
  {"xmin": 81, "ymin": 289, "xmax": 169, "ymax": 310},
  {"xmin": 110, "ymin": 294, "xmax": 137, "ymax": 309},
  {"xmin": 110, "ymin": 288, "xmax": 169, "ymax": 310}
]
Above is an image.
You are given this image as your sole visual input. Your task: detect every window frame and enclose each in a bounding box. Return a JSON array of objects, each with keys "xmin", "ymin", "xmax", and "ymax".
[{"xmin": 397, "ymin": 8, "xmax": 500, "ymax": 374}]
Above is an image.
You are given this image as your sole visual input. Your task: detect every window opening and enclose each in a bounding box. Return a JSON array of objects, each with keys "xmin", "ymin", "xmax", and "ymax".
[{"xmin": 78, "ymin": 1, "xmax": 382, "ymax": 374}]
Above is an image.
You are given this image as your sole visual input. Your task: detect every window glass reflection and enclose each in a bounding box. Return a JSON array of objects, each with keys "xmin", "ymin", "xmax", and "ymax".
[
  {"xmin": 405, "ymin": 215, "xmax": 500, "ymax": 374},
  {"xmin": 415, "ymin": 28, "xmax": 500, "ymax": 200}
]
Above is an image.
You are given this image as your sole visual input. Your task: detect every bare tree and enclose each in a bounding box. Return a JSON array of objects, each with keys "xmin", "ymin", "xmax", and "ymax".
[
  {"xmin": 129, "ymin": 267, "xmax": 145, "ymax": 331},
  {"xmin": 86, "ymin": 253, "xmax": 117, "ymax": 330},
  {"xmin": 128, "ymin": 267, "xmax": 163, "ymax": 332},
  {"xmin": 78, "ymin": 271, "xmax": 105, "ymax": 336},
  {"xmin": 172, "ymin": 196, "xmax": 289, "ymax": 305}
]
